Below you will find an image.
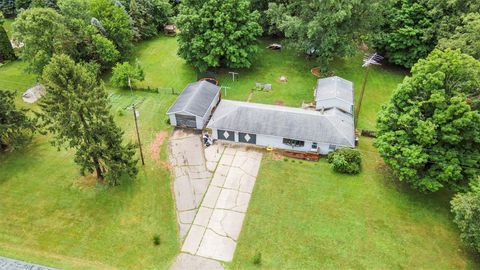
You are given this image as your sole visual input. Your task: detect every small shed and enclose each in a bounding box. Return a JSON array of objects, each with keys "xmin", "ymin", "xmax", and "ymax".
[
  {"xmin": 164, "ymin": 24, "xmax": 177, "ymax": 35},
  {"xmin": 22, "ymin": 84, "xmax": 45, "ymax": 103},
  {"xmin": 315, "ymin": 76, "xmax": 354, "ymax": 114},
  {"xmin": 167, "ymin": 81, "xmax": 221, "ymax": 129}
]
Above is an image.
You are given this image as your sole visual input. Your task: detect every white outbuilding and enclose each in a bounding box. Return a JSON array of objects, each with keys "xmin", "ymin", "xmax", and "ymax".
[
  {"xmin": 167, "ymin": 81, "xmax": 220, "ymax": 129},
  {"xmin": 315, "ymin": 76, "xmax": 354, "ymax": 114},
  {"xmin": 206, "ymin": 100, "xmax": 355, "ymax": 154}
]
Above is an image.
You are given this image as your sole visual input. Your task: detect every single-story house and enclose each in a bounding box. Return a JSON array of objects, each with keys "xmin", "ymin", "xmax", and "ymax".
[
  {"xmin": 167, "ymin": 81, "xmax": 221, "ymax": 129},
  {"xmin": 206, "ymin": 100, "xmax": 355, "ymax": 154},
  {"xmin": 315, "ymin": 76, "xmax": 354, "ymax": 114}
]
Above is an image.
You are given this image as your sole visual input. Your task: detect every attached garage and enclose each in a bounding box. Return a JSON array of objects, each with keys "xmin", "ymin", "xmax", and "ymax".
[{"xmin": 167, "ymin": 81, "xmax": 221, "ymax": 130}]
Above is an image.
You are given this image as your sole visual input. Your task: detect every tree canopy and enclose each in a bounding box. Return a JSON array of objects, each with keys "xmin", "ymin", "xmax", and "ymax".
[
  {"xmin": 375, "ymin": 49, "xmax": 480, "ymax": 192},
  {"xmin": 13, "ymin": 7, "xmax": 73, "ymax": 73},
  {"xmin": 451, "ymin": 179, "xmax": 480, "ymax": 253},
  {"xmin": 111, "ymin": 61, "xmax": 145, "ymax": 88},
  {"xmin": 89, "ymin": 0, "xmax": 134, "ymax": 56},
  {"xmin": 40, "ymin": 54, "xmax": 138, "ymax": 185},
  {"xmin": 0, "ymin": 11, "xmax": 16, "ymax": 62},
  {"xmin": 0, "ymin": 90, "xmax": 36, "ymax": 151},
  {"xmin": 176, "ymin": 0, "xmax": 262, "ymax": 72},
  {"xmin": 265, "ymin": 0, "xmax": 384, "ymax": 69},
  {"xmin": 372, "ymin": 0, "xmax": 480, "ymax": 68},
  {"xmin": 437, "ymin": 13, "xmax": 480, "ymax": 60}
]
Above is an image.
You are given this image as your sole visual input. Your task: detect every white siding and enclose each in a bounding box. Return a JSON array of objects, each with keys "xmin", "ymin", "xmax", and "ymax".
[
  {"xmin": 169, "ymin": 114, "xmax": 177, "ymax": 126},
  {"xmin": 210, "ymin": 128, "xmax": 342, "ymax": 155}
]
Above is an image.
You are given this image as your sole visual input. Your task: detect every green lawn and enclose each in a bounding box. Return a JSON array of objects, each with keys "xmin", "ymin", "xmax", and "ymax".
[
  {"xmin": 3, "ymin": 18, "xmax": 14, "ymax": 38},
  {"xmin": 211, "ymin": 40, "xmax": 406, "ymax": 130},
  {"xmin": 0, "ymin": 37, "xmax": 187, "ymax": 269},
  {"xmin": 230, "ymin": 138, "xmax": 480, "ymax": 269},
  {"xmin": 1, "ymin": 35, "xmax": 474, "ymax": 269}
]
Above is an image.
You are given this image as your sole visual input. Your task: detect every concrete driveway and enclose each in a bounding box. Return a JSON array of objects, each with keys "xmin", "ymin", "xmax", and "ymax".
[{"xmin": 169, "ymin": 130, "xmax": 263, "ymax": 268}]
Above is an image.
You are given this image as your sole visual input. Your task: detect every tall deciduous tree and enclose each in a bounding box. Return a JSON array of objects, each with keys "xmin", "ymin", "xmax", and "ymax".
[
  {"xmin": 13, "ymin": 7, "xmax": 73, "ymax": 74},
  {"xmin": 266, "ymin": 0, "xmax": 384, "ymax": 69},
  {"xmin": 451, "ymin": 178, "xmax": 480, "ymax": 253},
  {"xmin": 111, "ymin": 61, "xmax": 144, "ymax": 88},
  {"xmin": 371, "ymin": 0, "xmax": 434, "ymax": 68},
  {"xmin": 0, "ymin": 11, "xmax": 15, "ymax": 62},
  {"xmin": 129, "ymin": 0, "xmax": 172, "ymax": 41},
  {"xmin": 437, "ymin": 13, "xmax": 480, "ymax": 60},
  {"xmin": 176, "ymin": 0, "xmax": 262, "ymax": 71},
  {"xmin": 375, "ymin": 49, "xmax": 480, "ymax": 192},
  {"xmin": 0, "ymin": 90, "xmax": 36, "ymax": 151},
  {"xmin": 40, "ymin": 54, "xmax": 138, "ymax": 185},
  {"xmin": 373, "ymin": 0, "xmax": 480, "ymax": 68},
  {"xmin": 89, "ymin": 0, "xmax": 133, "ymax": 56}
]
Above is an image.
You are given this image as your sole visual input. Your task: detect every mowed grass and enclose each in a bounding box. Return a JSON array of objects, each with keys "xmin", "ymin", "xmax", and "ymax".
[
  {"xmin": 212, "ymin": 39, "xmax": 406, "ymax": 130},
  {"xmin": 231, "ymin": 138, "xmax": 480, "ymax": 269},
  {"xmin": 0, "ymin": 37, "xmax": 189, "ymax": 269},
  {"xmin": 3, "ymin": 18, "xmax": 14, "ymax": 38},
  {"xmin": 0, "ymin": 34, "xmax": 464, "ymax": 270}
]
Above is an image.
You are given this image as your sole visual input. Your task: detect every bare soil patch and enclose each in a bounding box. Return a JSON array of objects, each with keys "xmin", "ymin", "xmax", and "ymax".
[
  {"xmin": 151, "ymin": 131, "xmax": 169, "ymax": 162},
  {"xmin": 274, "ymin": 99, "xmax": 285, "ymax": 106}
]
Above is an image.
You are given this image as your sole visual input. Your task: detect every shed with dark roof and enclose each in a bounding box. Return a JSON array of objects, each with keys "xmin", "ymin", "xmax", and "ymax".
[{"xmin": 167, "ymin": 81, "xmax": 221, "ymax": 129}]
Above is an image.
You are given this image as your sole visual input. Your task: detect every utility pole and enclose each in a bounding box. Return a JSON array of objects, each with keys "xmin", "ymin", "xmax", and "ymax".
[
  {"xmin": 228, "ymin": 71, "xmax": 239, "ymax": 82},
  {"xmin": 128, "ymin": 77, "xmax": 145, "ymax": 166},
  {"xmin": 355, "ymin": 52, "xmax": 383, "ymax": 128}
]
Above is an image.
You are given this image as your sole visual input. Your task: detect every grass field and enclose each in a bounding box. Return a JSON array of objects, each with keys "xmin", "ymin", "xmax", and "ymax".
[
  {"xmin": 0, "ymin": 37, "xmax": 189, "ymax": 269},
  {"xmin": 3, "ymin": 18, "xmax": 14, "ymax": 38},
  {"xmin": 230, "ymin": 138, "xmax": 480, "ymax": 269},
  {"xmin": 209, "ymin": 39, "xmax": 406, "ymax": 130},
  {"xmin": 1, "ymin": 35, "xmax": 477, "ymax": 269}
]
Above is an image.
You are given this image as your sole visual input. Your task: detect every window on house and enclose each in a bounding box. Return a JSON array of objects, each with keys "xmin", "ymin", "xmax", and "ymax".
[
  {"xmin": 283, "ymin": 138, "xmax": 305, "ymax": 147},
  {"xmin": 329, "ymin": 144, "xmax": 336, "ymax": 150},
  {"xmin": 312, "ymin": 142, "xmax": 318, "ymax": 149}
]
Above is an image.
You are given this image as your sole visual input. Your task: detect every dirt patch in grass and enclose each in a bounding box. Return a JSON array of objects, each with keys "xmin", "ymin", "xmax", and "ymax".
[
  {"xmin": 73, "ymin": 174, "xmax": 97, "ymax": 189},
  {"xmin": 151, "ymin": 131, "xmax": 169, "ymax": 162},
  {"xmin": 274, "ymin": 99, "xmax": 285, "ymax": 106}
]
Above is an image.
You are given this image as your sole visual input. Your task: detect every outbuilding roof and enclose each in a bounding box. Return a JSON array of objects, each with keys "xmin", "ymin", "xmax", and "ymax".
[
  {"xmin": 315, "ymin": 76, "xmax": 354, "ymax": 105},
  {"xmin": 167, "ymin": 81, "xmax": 220, "ymax": 117},
  {"xmin": 207, "ymin": 100, "xmax": 355, "ymax": 147}
]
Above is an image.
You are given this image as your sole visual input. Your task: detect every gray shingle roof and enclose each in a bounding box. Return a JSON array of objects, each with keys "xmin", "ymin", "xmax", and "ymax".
[
  {"xmin": 315, "ymin": 76, "xmax": 354, "ymax": 105},
  {"xmin": 167, "ymin": 81, "xmax": 220, "ymax": 117},
  {"xmin": 207, "ymin": 100, "xmax": 355, "ymax": 147}
]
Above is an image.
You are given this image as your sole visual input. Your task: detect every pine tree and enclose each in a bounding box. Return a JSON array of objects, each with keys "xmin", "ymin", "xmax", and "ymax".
[
  {"xmin": 0, "ymin": 90, "xmax": 36, "ymax": 151},
  {"xmin": 40, "ymin": 54, "xmax": 138, "ymax": 185},
  {"xmin": 0, "ymin": 11, "xmax": 15, "ymax": 62}
]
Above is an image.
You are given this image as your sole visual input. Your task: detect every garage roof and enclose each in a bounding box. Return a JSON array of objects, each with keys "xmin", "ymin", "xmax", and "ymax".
[
  {"xmin": 207, "ymin": 100, "xmax": 355, "ymax": 147},
  {"xmin": 167, "ymin": 81, "xmax": 220, "ymax": 117},
  {"xmin": 315, "ymin": 76, "xmax": 354, "ymax": 105}
]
